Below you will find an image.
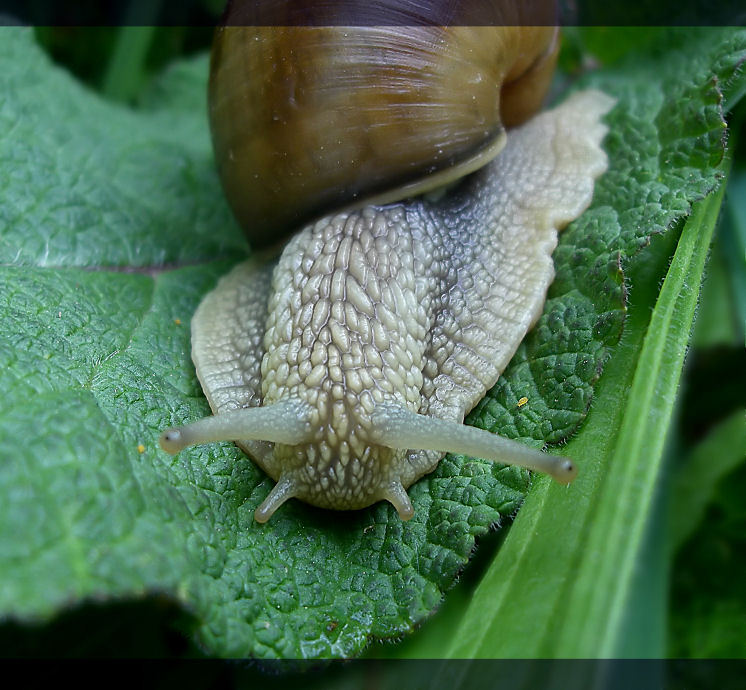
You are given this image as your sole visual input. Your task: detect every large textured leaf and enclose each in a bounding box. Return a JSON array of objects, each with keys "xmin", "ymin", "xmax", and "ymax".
[{"xmin": 1, "ymin": 27, "xmax": 744, "ymax": 658}]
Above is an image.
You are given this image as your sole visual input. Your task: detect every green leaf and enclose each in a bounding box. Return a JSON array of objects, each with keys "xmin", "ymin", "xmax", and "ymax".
[
  {"xmin": 0, "ymin": 30, "xmax": 245, "ymax": 268},
  {"xmin": 100, "ymin": 26, "xmax": 157, "ymax": 102},
  {"xmin": 2, "ymin": 27, "xmax": 745, "ymax": 659},
  {"xmin": 553, "ymin": 175, "xmax": 729, "ymax": 657}
]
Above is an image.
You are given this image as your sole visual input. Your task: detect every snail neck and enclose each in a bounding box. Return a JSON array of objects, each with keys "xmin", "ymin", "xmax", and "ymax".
[{"xmin": 261, "ymin": 203, "xmax": 432, "ymax": 431}]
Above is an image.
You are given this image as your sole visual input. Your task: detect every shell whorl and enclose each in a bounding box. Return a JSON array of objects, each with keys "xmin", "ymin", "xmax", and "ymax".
[{"xmin": 208, "ymin": 23, "xmax": 559, "ymax": 248}]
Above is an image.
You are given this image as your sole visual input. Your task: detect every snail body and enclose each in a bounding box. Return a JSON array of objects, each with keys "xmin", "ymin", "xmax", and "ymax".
[{"xmin": 160, "ymin": 12, "xmax": 614, "ymax": 523}]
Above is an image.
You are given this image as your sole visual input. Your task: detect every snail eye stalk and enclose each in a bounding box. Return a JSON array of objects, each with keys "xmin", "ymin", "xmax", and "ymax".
[
  {"xmin": 159, "ymin": 399, "xmax": 313, "ymax": 454},
  {"xmin": 370, "ymin": 403, "xmax": 576, "ymax": 484}
]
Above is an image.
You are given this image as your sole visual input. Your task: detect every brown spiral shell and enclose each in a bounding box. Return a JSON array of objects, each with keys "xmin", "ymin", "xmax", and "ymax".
[{"xmin": 208, "ymin": 1, "xmax": 559, "ymax": 248}]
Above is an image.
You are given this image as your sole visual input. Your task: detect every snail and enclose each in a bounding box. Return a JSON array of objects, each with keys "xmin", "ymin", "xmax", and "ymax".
[{"xmin": 160, "ymin": 10, "xmax": 614, "ymax": 523}]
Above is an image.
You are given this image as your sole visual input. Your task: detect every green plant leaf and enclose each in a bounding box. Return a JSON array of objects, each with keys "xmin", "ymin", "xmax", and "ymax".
[
  {"xmin": 0, "ymin": 32, "xmax": 245, "ymax": 268},
  {"xmin": 1, "ymin": 27, "xmax": 744, "ymax": 659}
]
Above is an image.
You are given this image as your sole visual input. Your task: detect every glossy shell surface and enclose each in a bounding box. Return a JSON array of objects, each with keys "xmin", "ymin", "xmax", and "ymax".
[{"xmin": 208, "ymin": 24, "xmax": 558, "ymax": 247}]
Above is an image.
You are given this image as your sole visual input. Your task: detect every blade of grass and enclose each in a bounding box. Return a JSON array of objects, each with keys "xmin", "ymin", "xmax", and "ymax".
[
  {"xmin": 101, "ymin": 26, "xmax": 157, "ymax": 102},
  {"xmin": 552, "ymin": 174, "xmax": 728, "ymax": 658},
  {"xmin": 100, "ymin": 0, "xmax": 163, "ymax": 102},
  {"xmin": 444, "ymin": 175, "xmax": 727, "ymax": 659}
]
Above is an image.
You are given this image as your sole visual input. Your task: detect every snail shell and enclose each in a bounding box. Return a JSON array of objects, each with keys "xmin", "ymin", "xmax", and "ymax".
[
  {"xmin": 160, "ymin": 15, "xmax": 614, "ymax": 523},
  {"xmin": 208, "ymin": 22, "xmax": 560, "ymax": 247}
]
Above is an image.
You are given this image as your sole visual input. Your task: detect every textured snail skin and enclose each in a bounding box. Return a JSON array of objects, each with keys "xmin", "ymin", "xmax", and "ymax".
[
  {"xmin": 209, "ymin": 24, "xmax": 559, "ymax": 248},
  {"xmin": 161, "ymin": 90, "xmax": 615, "ymax": 522}
]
